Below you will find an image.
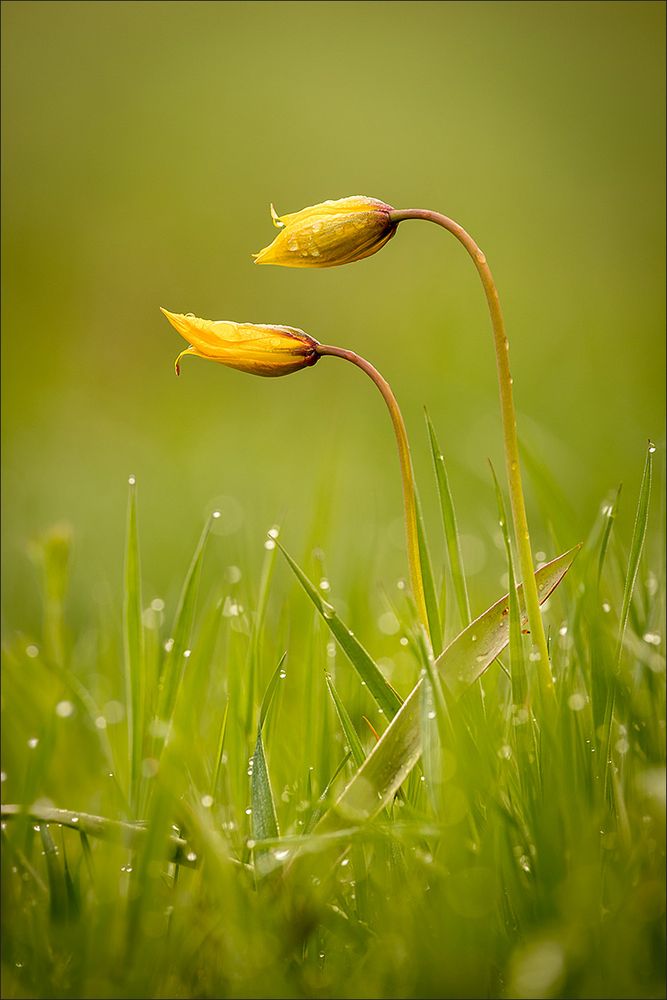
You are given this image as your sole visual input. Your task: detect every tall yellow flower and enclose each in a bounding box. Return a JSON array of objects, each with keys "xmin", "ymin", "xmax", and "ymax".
[
  {"xmin": 160, "ymin": 308, "xmax": 320, "ymax": 377},
  {"xmin": 253, "ymin": 196, "xmax": 397, "ymax": 268}
]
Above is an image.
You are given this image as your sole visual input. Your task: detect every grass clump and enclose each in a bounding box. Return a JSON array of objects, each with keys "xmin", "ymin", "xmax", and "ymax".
[{"xmin": 1, "ymin": 435, "xmax": 664, "ymax": 1000}]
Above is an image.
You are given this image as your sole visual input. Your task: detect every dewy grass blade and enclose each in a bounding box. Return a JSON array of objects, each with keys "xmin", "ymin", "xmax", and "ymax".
[
  {"xmin": 490, "ymin": 462, "xmax": 527, "ymax": 708},
  {"xmin": 615, "ymin": 441, "xmax": 655, "ymax": 668},
  {"xmin": 425, "ymin": 411, "xmax": 471, "ymax": 628},
  {"xmin": 158, "ymin": 516, "xmax": 213, "ymax": 723},
  {"xmin": 211, "ymin": 699, "xmax": 230, "ymax": 800},
  {"xmin": 277, "ymin": 539, "xmax": 403, "ymax": 719},
  {"xmin": 312, "ymin": 548, "xmax": 579, "ymax": 832},
  {"xmin": 123, "ymin": 476, "xmax": 144, "ymax": 815},
  {"xmin": 325, "ymin": 673, "xmax": 366, "ymax": 768},
  {"xmin": 1, "ymin": 805, "xmax": 197, "ymax": 867},
  {"xmin": 597, "ymin": 484, "xmax": 622, "ymax": 590},
  {"xmin": 38, "ymin": 824, "xmax": 67, "ymax": 922},
  {"xmin": 251, "ymin": 654, "xmax": 285, "ymax": 876},
  {"xmin": 415, "ymin": 487, "xmax": 443, "ymax": 654},
  {"xmin": 245, "ymin": 525, "xmax": 280, "ymax": 734}
]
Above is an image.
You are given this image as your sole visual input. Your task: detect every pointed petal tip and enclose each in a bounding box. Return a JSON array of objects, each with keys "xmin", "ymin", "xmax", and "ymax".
[{"xmin": 270, "ymin": 203, "xmax": 283, "ymax": 228}]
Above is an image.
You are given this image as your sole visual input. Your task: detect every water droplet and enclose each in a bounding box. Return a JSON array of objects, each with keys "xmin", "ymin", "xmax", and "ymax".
[
  {"xmin": 615, "ymin": 737, "xmax": 629, "ymax": 755},
  {"xmin": 399, "ymin": 636, "xmax": 409, "ymax": 647},
  {"xmin": 471, "ymin": 634, "xmax": 477, "ymax": 643},
  {"xmin": 55, "ymin": 700, "xmax": 74, "ymax": 718},
  {"xmin": 120, "ymin": 864, "xmax": 133, "ymax": 873},
  {"xmin": 498, "ymin": 744, "xmax": 512, "ymax": 760},
  {"xmin": 602, "ymin": 602, "xmax": 611, "ymax": 614},
  {"xmin": 95, "ymin": 716, "xmax": 107, "ymax": 730},
  {"xmin": 186, "ymin": 851, "xmax": 197, "ymax": 862},
  {"xmin": 340, "ymin": 857, "xmax": 350, "ymax": 867},
  {"xmin": 245, "ymin": 807, "xmax": 252, "ymax": 816},
  {"xmin": 264, "ymin": 539, "xmax": 276, "ymax": 550},
  {"xmin": 0, "ymin": 771, "xmax": 6, "ymax": 782},
  {"xmin": 427, "ymin": 710, "xmax": 436, "ymax": 720},
  {"xmin": 528, "ymin": 651, "xmax": 541, "ymax": 662},
  {"xmin": 559, "ymin": 625, "xmax": 568, "ymax": 636},
  {"xmin": 518, "ymin": 854, "xmax": 531, "ymax": 873},
  {"xmin": 648, "ymin": 441, "xmax": 656, "ymax": 454},
  {"xmin": 32, "ymin": 824, "xmax": 41, "ymax": 832},
  {"xmin": 279, "ymin": 669, "xmax": 287, "ymax": 680},
  {"xmin": 643, "ymin": 632, "xmax": 661, "ymax": 646},
  {"xmin": 128, "ymin": 475, "xmax": 136, "ymax": 486},
  {"xmin": 396, "ymin": 579, "xmax": 406, "ymax": 591},
  {"xmin": 164, "ymin": 638, "xmax": 175, "ymax": 652},
  {"xmin": 268, "ymin": 526, "xmax": 280, "ymax": 539},
  {"xmin": 26, "ymin": 644, "xmax": 39, "ymax": 659},
  {"xmin": 319, "ymin": 579, "xmax": 330, "ymax": 592},
  {"xmin": 273, "ymin": 849, "xmax": 289, "ymax": 861},
  {"xmin": 568, "ymin": 693, "xmax": 586, "ymax": 711},
  {"xmin": 70, "ymin": 816, "xmax": 79, "ymax": 824},
  {"xmin": 27, "ymin": 738, "xmax": 39, "ymax": 749},
  {"xmin": 211, "ymin": 510, "xmax": 221, "ymax": 520},
  {"xmin": 183, "ymin": 649, "xmax": 191, "ymax": 659},
  {"xmin": 201, "ymin": 794, "xmax": 214, "ymax": 808}
]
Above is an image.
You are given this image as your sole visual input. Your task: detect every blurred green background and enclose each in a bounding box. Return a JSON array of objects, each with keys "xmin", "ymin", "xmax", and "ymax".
[{"xmin": 2, "ymin": 0, "xmax": 664, "ymax": 633}]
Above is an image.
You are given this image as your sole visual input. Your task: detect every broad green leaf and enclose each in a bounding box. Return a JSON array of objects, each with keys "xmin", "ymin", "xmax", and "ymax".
[
  {"xmin": 277, "ymin": 540, "xmax": 403, "ymax": 719},
  {"xmin": 314, "ymin": 547, "xmax": 579, "ymax": 831},
  {"xmin": 438, "ymin": 545, "xmax": 581, "ymax": 700},
  {"xmin": 426, "ymin": 412, "xmax": 471, "ymax": 628},
  {"xmin": 616, "ymin": 441, "xmax": 654, "ymax": 667}
]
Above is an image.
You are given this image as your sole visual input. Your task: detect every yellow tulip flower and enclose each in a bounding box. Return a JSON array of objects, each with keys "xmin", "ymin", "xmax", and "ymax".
[
  {"xmin": 160, "ymin": 308, "xmax": 320, "ymax": 377},
  {"xmin": 253, "ymin": 196, "xmax": 397, "ymax": 268}
]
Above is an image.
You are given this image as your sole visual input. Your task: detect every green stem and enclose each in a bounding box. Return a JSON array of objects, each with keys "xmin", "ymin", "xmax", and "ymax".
[
  {"xmin": 316, "ymin": 343, "xmax": 429, "ymax": 635},
  {"xmin": 390, "ymin": 208, "xmax": 553, "ymax": 698}
]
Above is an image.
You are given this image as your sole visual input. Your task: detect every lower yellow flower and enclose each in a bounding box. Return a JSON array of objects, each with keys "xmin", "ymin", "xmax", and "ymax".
[{"xmin": 160, "ymin": 308, "xmax": 320, "ymax": 377}]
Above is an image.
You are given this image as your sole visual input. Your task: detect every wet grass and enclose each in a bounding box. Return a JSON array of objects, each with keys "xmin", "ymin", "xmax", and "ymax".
[{"xmin": 1, "ymin": 436, "xmax": 665, "ymax": 1000}]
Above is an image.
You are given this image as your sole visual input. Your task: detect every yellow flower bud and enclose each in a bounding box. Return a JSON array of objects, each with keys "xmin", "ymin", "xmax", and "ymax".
[
  {"xmin": 160, "ymin": 308, "xmax": 320, "ymax": 377},
  {"xmin": 253, "ymin": 196, "xmax": 397, "ymax": 268}
]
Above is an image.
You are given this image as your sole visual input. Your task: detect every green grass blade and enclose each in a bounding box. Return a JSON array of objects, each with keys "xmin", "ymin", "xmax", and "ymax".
[
  {"xmin": 277, "ymin": 540, "xmax": 403, "ymax": 719},
  {"xmin": 38, "ymin": 824, "xmax": 67, "ymax": 922},
  {"xmin": 250, "ymin": 655, "xmax": 285, "ymax": 876},
  {"xmin": 245, "ymin": 525, "xmax": 280, "ymax": 734},
  {"xmin": 425, "ymin": 411, "xmax": 471, "ymax": 628},
  {"xmin": 123, "ymin": 476, "xmax": 144, "ymax": 814},
  {"xmin": 489, "ymin": 462, "xmax": 527, "ymax": 707},
  {"xmin": 1, "ymin": 805, "xmax": 196, "ymax": 867},
  {"xmin": 157, "ymin": 515, "xmax": 213, "ymax": 722},
  {"xmin": 415, "ymin": 487, "xmax": 443, "ymax": 654},
  {"xmin": 211, "ymin": 699, "xmax": 230, "ymax": 800},
  {"xmin": 616, "ymin": 441, "xmax": 654, "ymax": 667},
  {"xmin": 597, "ymin": 484, "xmax": 622, "ymax": 589},
  {"xmin": 325, "ymin": 673, "xmax": 366, "ymax": 768}
]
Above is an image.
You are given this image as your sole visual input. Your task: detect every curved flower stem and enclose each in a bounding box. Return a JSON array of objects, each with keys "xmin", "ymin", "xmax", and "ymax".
[
  {"xmin": 390, "ymin": 208, "xmax": 553, "ymax": 699},
  {"xmin": 316, "ymin": 343, "xmax": 429, "ymax": 636}
]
